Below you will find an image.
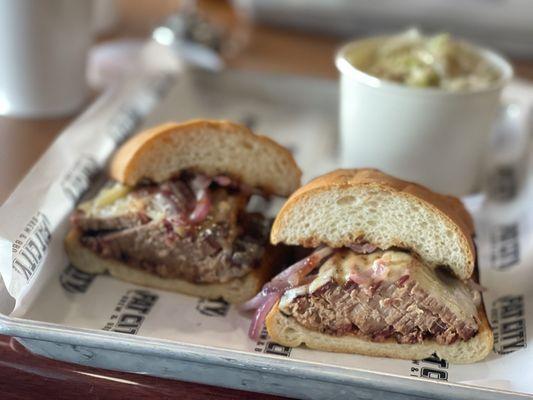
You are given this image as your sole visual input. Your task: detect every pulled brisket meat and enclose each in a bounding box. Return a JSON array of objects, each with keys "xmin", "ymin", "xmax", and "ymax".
[
  {"xmin": 284, "ymin": 278, "xmax": 479, "ymax": 345},
  {"xmin": 72, "ymin": 172, "xmax": 270, "ymax": 284}
]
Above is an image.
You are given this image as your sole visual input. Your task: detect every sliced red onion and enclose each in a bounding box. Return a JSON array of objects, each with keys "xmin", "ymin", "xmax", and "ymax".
[
  {"xmin": 189, "ymin": 190, "xmax": 211, "ymax": 223},
  {"xmin": 467, "ymin": 279, "xmax": 487, "ymax": 292},
  {"xmin": 190, "ymin": 174, "xmax": 211, "ymax": 194},
  {"xmin": 241, "ymin": 290, "xmax": 270, "ymax": 311},
  {"xmin": 243, "ymin": 247, "xmax": 335, "ymax": 339},
  {"xmin": 242, "ymin": 275, "xmax": 297, "ymax": 312},
  {"xmin": 349, "ymin": 270, "xmax": 373, "ymax": 286},
  {"xmin": 213, "ymin": 175, "xmax": 232, "ymax": 186},
  {"xmin": 395, "ymin": 274, "xmax": 410, "ymax": 287},
  {"xmin": 186, "ymin": 173, "xmax": 215, "ymax": 224},
  {"xmin": 348, "ymin": 242, "xmax": 378, "ymax": 254},
  {"xmin": 248, "ymin": 292, "xmax": 281, "ymax": 340},
  {"xmin": 371, "ymin": 259, "xmax": 389, "ymax": 280},
  {"xmin": 159, "ymin": 181, "xmax": 174, "ymax": 194},
  {"xmin": 300, "ymin": 274, "xmax": 319, "ymax": 285},
  {"xmin": 287, "ymin": 267, "xmax": 306, "ymax": 287},
  {"xmin": 350, "ymin": 257, "xmax": 389, "ymax": 287},
  {"xmin": 273, "ymin": 247, "xmax": 334, "ymax": 287},
  {"xmin": 241, "ymin": 274, "xmax": 295, "ymax": 312}
]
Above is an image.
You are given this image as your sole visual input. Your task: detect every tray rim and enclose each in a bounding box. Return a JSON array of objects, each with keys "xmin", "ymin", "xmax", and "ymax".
[{"xmin": 0, "ymin": 313, "xmax": 529, "ymax": 400}]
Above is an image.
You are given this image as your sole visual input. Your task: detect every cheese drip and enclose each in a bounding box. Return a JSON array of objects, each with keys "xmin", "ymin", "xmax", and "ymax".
[{"xmin": 280, "ymin": 249, "xmax": 479, "ymax": 322}]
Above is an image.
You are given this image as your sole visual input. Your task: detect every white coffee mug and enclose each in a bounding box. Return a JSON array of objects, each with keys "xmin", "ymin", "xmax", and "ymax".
[
  {"xmin": 0, "ymin": 0, "xmax": 92, "ymax": 117},
  {"xmin": 336, "ymin": 36, "xmax": 513, "ymax": 196}
]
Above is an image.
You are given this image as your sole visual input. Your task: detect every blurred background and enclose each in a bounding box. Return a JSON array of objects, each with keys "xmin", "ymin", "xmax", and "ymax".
[
  {"xmin": 1, "ymin": 2, "xmax": 533, "ymax": 397},
  {"xmin": 1, "ymin": 0, "xmax": 532, "ymax": 202}
]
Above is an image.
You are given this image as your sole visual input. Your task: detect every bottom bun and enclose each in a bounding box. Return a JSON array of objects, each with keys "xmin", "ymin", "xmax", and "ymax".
[
  {"xmin": 65, "ymin": 229, "xmax": 277, "ymax": 304},
  {"xmin": 265, "ymin": 302, "xmax": 494, "ymax": 363}
]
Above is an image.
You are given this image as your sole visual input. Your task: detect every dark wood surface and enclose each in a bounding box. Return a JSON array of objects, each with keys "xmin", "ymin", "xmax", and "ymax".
[{"xmin": 0, "ymin": 334, "xmax": 287, "ymax": 399}]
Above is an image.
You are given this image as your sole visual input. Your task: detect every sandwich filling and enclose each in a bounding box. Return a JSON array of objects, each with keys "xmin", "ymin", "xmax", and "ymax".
[
  {"xmin": 279, "ymin": 250, "xmax": 480, "ymax": 344},
  {"xmin": 71, "ymin": 172, "xmax": 270, "ymax": 284},
  {"xmin": 245, "ymin": 247, "xmax": 482, "ymax": 344}
]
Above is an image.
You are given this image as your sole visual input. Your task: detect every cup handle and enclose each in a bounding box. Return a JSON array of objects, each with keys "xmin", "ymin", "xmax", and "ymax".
[{"xmin": 482, "ymin": 102, "xmax": 532, "ymax": 202}]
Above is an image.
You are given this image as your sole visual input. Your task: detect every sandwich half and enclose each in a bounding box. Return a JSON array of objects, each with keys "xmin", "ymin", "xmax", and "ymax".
[
  {"xmin": 244, "ymin": 169, "xmax": 492, "ymax": 363},
  {"xmin": 65, "ymin": 119, "xmax": 301, "ymax": 303}
]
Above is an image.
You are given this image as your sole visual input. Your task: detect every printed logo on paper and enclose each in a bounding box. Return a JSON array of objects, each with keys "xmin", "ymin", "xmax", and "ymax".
[
  {"xmin": 107, "ymin": 72, "xmax": 174, "ymax": 144},
  {"xmin": 490, "ymin": 223, "xmax": 520, "ymax": 269},
  {"xmin": 103, "ymin": 289, "xmax": 158, "ymax": 335},
  {"xmin": 254, "ymin": 327, "xmax": 292, "ymax": 357},
  {"xmin": 487, "ymin": 165, "xmax": 518, "ymax": 202},
  {"xmin": 60, "ymin": 155, "xmax": 99, "ymax": 202},
  {"xmin": 12, "ymin": 212, "xmax": 52, "ymax": 283},
  {"xmin": 107, "ymin": 103, "xmax": 144, "ymax": 144},
  {"xmin": 492, "ymin": 295, "xmax": 527, "ymax": 354},
  {"xmin": 60, "ymin": 264, "xmax": 96, "ymax": 293},
  {"xmin": 409, "ymin": 354, "xmax": 449, "ymax": 381},
  {"xmin": 196, "ymin": 298, "xmax": 230, "ymax": 317}
]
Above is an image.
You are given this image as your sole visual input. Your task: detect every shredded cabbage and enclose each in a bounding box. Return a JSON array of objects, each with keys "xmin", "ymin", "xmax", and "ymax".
[{"xmin": 358, "ymin": 29, "xmax": 500, "ymax": 91}]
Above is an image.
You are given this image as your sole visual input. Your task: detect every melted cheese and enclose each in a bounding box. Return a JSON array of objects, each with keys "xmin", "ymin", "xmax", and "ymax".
[
  {"xmin": 279, "ymin": 285, "xmax": 310, "ymax": 311},
  {"xmin": 280, "ymin": 249, "xmax": 479, "ymax": 322},
  {"xmin": 78, "ymin": 182, "xmax": 137, "ymax": 217}
]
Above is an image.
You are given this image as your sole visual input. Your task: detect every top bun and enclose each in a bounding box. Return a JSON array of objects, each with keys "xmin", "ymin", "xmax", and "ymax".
[
  {"xmin": 110, "ymin": 120, "xmax": 302, "ymax": 197},
  {"xmin": 271, "ymin": 169, "xmax": 475, "ymax": 280}
]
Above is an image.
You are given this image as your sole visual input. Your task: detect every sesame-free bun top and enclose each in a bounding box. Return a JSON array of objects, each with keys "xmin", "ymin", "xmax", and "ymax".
[
  {"xmin": 271, "ymin": 169, "xmax": 475, "ymax": 280},
  {"xmin": 110, "ymin": 120, "xmax": 302, "ymax": 197}
]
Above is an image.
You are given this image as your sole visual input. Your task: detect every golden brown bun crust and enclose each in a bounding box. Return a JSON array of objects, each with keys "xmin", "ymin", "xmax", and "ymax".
[
  {"xmin": 265, "ymin": 300, "xmax": 493, "ymax": 364},
  {"xmin": 274, "ymin": 168, "xmax": 474, "ymax": 239},
  {"xmin": 109, "ymin": 120, "xmax": 302, "ymax": 197},
  {"xmin": 65, "ymin": 229, "xmax": 280, "ymax": 304},
  {"xmin": 271, "ymin": 168, "xmax": 475, "ymax": 279}
]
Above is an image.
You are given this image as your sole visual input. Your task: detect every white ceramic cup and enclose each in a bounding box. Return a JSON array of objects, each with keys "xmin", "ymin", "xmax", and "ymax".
[
  {"xmin": 336, "ymin": 36, "xmax": 513, "ymax": 196},
  {"xmin": 0, "ymin": 0, "xmax": 92, "ymax": 117}
]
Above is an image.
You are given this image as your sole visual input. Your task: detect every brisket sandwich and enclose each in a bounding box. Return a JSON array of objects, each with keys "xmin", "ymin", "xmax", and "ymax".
[
  {"xmin": 65, "ymin": 120, "xmax": 301, "ymax": 303},
  {"xmin": 244, "ymin": 169, "xmax": 492, "ymax": 363}
]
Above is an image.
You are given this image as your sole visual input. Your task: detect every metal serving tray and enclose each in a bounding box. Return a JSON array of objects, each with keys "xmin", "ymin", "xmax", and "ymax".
[{"xmin": 0, "ymin": 68, "xmax": 532, "ymax": 400}]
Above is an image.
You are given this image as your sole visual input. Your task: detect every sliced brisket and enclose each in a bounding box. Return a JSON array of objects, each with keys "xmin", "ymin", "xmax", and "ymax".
[
  {"xmin": 285, "ymin": 278, "xmax": 479, "ymax": 345},
  {"xmin": 74, "ymin": 173, "xmax": 269, "ymax": 284}
]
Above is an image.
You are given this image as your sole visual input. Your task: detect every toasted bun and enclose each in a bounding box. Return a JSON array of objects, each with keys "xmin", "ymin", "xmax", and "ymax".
[
  {"xmin": 266, "ymin": 302, "xmax": 493, "ymax": 364},
  {"xmin": 65, "ymin": 229, "xmax": 277, "ymax": 304},
  {"xmin": 271, "ymin": 169, "xmax": 475, "ymax": 280},
  {"xmin": 110, "ymin": 120, "xmax": 301, "ymax": 197}
]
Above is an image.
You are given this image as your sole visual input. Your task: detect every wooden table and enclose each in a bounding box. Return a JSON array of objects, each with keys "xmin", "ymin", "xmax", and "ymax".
[
  {"xmin": 0, "ymin": 1, "xmax": 532, "ymax": 398},
  {"xmin": 0, "ymin": 335, "xmax": 285, "ymax": 399}
]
